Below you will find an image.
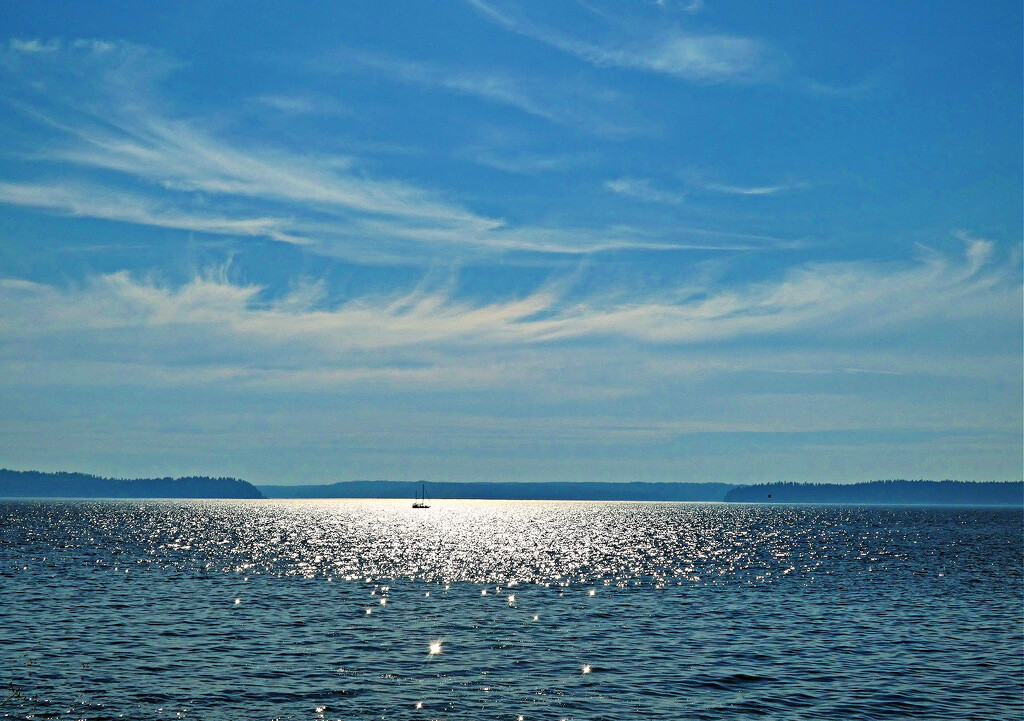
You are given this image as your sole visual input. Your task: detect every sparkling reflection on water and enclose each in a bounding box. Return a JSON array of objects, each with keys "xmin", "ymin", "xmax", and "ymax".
[{"xmin": 0, "ymin": 500, "xmax": 1021, "ymax": 720}]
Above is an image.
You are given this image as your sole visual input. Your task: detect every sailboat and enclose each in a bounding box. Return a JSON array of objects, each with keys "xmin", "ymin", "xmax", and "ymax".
[{"xmin": 412, "ymin": 482, "xmax": 430, "ymax": 509}]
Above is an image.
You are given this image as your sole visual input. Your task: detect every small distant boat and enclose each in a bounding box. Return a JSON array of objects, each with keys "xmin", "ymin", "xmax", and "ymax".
[{"xmin": 412, "ymin": 482, "xmax": 430, "ymax": 509}]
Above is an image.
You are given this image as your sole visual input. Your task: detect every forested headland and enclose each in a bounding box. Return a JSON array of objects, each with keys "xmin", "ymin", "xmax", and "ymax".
[{"xmin": 0, "ymin": 469, "xmax": 264, "ymax": 499}]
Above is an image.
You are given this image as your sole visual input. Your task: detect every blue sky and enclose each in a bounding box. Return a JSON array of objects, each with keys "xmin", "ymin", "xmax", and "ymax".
[{"xmin": 0, "ymin": 1, "xmax": 1020, "ymax": 484}]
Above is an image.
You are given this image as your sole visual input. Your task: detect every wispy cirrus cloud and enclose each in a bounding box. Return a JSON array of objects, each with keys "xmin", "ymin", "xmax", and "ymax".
[
  {"xmin": 605, "ymin": 174, "xmax": 810, "ymax": 205},
  {"xmin": 43, "ymin": 110, "xmax": 485, "ymax": 227},
  {"xmin": 464, "ymin": 0, "xmax": 781, "ymax": 83},
  {"xmin": 587, "ymin": 33, "xmax": 777, "ymax": 83},
  {"xmin": 605, "ymin": 177, "xmax": 687, "ymax": 205},
  {"xmin": 458, "ymin": 147, "xmax": 595, "ymax": 175},
  {"xmin": 701, "ymin": 181, "xmax": 809, "ymax": 196},
  {"xmin": 334, "ymin": 52, "xmax": 559, "ymax": 121},
  {"xmin": 675, "ymin": 167, "xmax": 811, "ymax": 198},
  {"xmin": 0, "ymin": 39, "xmax": 504, "ymax": 256},
  {"xmin": 7, "ymin": 38, "xmax": 61, "ymax": 54},
  {"xmin": 318, "ymin": 50, "xmax": 641, "ymax": 136},
  {"xmin": 1, "ymin": 37, "xmax": 763, "ymax": 260},
  {"xmin": 0, "ymin": 180, "xmax": 308, "ymax": 244},
  {"xmin": 1, "ymin": 238, "xmax": 1013, "ymax": 365},
  {"xmin": 465, "ymin": 1, "xmax": 880, "ymax": 99},
  {"xmin": 250, "ymin": 93, "xmax": 353, "ymax": 120}
]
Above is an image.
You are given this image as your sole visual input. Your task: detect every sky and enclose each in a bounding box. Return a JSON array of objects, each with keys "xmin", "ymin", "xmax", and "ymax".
[{"xmin": 0, "ymin": 1, "xmax": 1020, "ymax": 485}]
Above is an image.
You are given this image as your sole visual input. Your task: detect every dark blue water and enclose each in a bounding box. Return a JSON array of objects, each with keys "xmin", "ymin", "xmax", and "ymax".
[{"xmin": 1, "ymin": 500, "xmax": 1020, "ymax": 720}]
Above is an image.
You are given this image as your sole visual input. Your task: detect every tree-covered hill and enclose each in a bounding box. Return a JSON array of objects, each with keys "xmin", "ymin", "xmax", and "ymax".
[{"xmin": 0, "ymin": 469, "xmax": 264, "ymax": 499}]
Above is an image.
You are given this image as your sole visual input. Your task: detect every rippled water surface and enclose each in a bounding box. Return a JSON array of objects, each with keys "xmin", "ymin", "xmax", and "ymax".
[{"xmin": 1, "ymin": 500, "xmax": 1021, "ymax": 720}]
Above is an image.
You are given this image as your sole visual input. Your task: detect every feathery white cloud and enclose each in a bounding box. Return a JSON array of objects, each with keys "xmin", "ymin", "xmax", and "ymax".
[
  {"xmin": 0, "ymin": 40, "xmax": 501, "ymax": 248},
  {"xmin": 465, "ymin": 0, "xmax": 779, "ymax": 83},
  {"xmin": 320, "ymin": 50, "xmax": 641, "ymax": 136},
  {"xmin": 0, "ymin": 38, "xmax": 752, "ymax": 259},
  {"xmin": 0, "ymin": 239, "xmax": 1014, "ymax": 370},
  {"xmin": 605, "ymin": 177, "xmax": 686, "ymax": 204},
  {"xmin": 701, "ymin": 181, "xmax": 807, "ymax": 196},
  {"xmin": 0, "ymin": 181, "xmax": 309, "ymax": 244},
  {"xmin": 7, "ymin": 38, "xmax": 61, "ymax": 54}
]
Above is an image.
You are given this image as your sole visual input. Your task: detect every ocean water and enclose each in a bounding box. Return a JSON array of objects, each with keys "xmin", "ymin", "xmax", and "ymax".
[{"xmin": 0, "ymin": 500, "xmax": 1020, "ymax": 721}]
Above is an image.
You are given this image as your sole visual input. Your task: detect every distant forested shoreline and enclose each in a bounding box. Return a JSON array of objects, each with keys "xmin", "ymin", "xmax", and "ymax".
[
  {"xmin": 257, "ymin": 480, "xmax": 736, "ymax": 501},
  {"xmin": 0, "ymin": 469, "xmax": 1019, "ymax": 505},
  {"xmin": 0, "ymin": 469, "xmax": 264, "ymax": 499},
  {"xmin": 260, "ymin": 479, "xmax": 1021, "ymax": 505},
  {"xmin": 724, "ymin": 480, "xmax": 1022, "ymax": 506}
]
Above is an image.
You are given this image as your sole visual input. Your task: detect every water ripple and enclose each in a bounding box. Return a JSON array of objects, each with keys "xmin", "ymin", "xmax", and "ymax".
[{"xmin": 0, "ymin": 500, "xmax": 1020, "ymax": 720}]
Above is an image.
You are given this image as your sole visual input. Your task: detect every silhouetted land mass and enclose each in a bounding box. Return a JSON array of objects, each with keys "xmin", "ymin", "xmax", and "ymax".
[
  {"xmin": 1, "ymin": 470, "xmax": 1018, "ymax": 505},
  {"xmin": 725, "ymin": 480, "xmax": 1022, "ymax": 506},
  {"xmin": 0, "ymin": 469, "xmax": 264, "ymax": 499},
  {"xmin": 258, "ymin": 481, "xmax": 736, "ymax": 501},
  {"xmin": 260, "ymin": 479, "xmax": 1021, "ymax": 504}
]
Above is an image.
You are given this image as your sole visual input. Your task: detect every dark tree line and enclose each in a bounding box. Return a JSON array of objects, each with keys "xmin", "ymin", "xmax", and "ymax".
[
  {"xmin": 0, "ymin": 469, "xmax": 264, "ymax": 499},
  {"xmin": 725, "ymin": 480, "xmax": 1021, "ymax": 505}
]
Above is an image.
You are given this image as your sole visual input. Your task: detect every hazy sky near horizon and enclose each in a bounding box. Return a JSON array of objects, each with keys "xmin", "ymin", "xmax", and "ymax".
[{"xmin": 0, "ymin": 1, "xmax": 1020, "ymax": 484}]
